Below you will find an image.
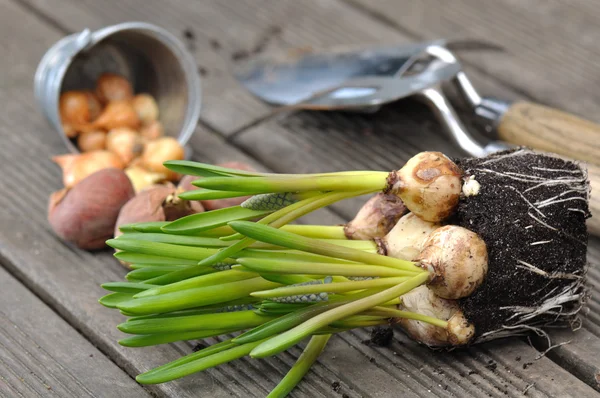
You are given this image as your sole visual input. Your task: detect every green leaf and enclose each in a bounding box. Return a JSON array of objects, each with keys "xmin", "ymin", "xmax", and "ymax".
[
  {"xmin": 136, "ymin": 339, "xmax": 266, "ymax": 384},
  {"xmin": 129, "ymin": 221, "xmax": 170, "ymax": 233},
  {"xmin": 114, "ymin": 252, "xmax": 199, "ymax": 266},
  {"xmin": 118, "ymin": 310, "xmax": 275, "ymax": 334},
  {"xmin": 98, "ymin": 292, "xmax": 136, "ymax": 308},
  {"xmin": 193, "ymin": 174, "xmax": 385, "ymax": 195},
  {"xmin": 119, "ymin": 329, "xmax": 236, "ymax": 347},
  {"xmin": 236, "ymin": 257, "xmax": 412, "ymax": 278},
  {"xmin": 143, "ymin": 265, "xmax": 218, "ymax": 286},
  {"xmin": 125, "ymin": 267, "xmax": 182, "ymax": 281},
  {"xmin": 163, "ymin": 160, "xmax": 263, "ymax": 177},
  {"xmin": 135, "ymin": 269, "xmax": 257, "ymax": 298},
  {"xmin": 229, "ymin": 221, "xmax": 418, "ymax": 272},
  {"xmin": 108, "ymin": 239, "xmax": 219, "ymax": 261},
  {"xmin": 267, "ymin": 334, "xmax": 331, "ymax": 398},
  {"xmin": 250, "ymin": 273, "xmax": 429, "ymax": 358},
  {"xmin": 117, "ymin": 277, "xmax": 281, "ymax": 315},
  {"xmin": 101, "ymin": 282, "xmax": 159, "ymax": 293},
  {"xmin": 179, "ymin": 189, "xmax": 250, "ymax": 201},
  {"xmin": 117, "ymin": 233, "xmax": 230, "ymax": 248},
  {"xmin": 161, "ymin": 207, "xmax": 273, "ymax": 234}
]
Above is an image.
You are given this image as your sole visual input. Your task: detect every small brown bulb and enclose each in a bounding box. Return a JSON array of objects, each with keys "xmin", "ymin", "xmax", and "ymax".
[
  {"xmin": 417, "ymin": 225, "xmax": 488, "ymax": 299},
  {"xmin": 77, "ymin": 130, "xmax": 106, "ymax": 152},
  {"xmin": 139, "ymin": 120, "xmax": 164, "ymax": 141},
  {"xmin": 132, "ymin": 94, "xmax": 159, "ymax": 125},
  {"xmin": 114, "ymin": 183, "xmax": 203, "ymax": 239},
  {"xmin": 344, "ymin": 193, "xmax": 406, "ymax": 240},
  {"xmin": 92, "ymin": 100, "xmax": 140, "ymax": 131},
  {"xmin": 48, "ymin": 168, "xmax": 135, "ymax": 250},
  {"xmin": 106, "ymin": 128, "xmax": 144, "ymax": 165},
  {"xmin": 59, "ymin": 91, "xmax": 91, "ymax": 126},
  {"xmin": 53, "ymin": 150, "xmax": 125, "ymax": 188},
  {"xmin": 388, "ymin": 152, "xmax": 462, "ymax": 222},
  {"xmin": 84, "ymin": 91, "xmax": 103, "ymax": 121},
  {"xmin": 125, "ymin": 166, "xmax": 166, "ymax": 193},
  {"xmin": 96, "ymin": 73, "xmax": 134, "ymax": 103},
  {"xmin": 446, "ymin": 310, "xmax": 475, "ymax": 346},
  {"xmin": 140, "ymin": 137, "xmax": 185, "ymax": 181},
  {"xmin": 394, "ymin": 286, "xmax": 461, "ymax": 346}
]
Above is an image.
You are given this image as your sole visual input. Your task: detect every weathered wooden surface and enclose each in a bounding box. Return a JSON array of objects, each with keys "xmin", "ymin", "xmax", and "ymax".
[
  {"xmin": 20, "ymin": 0, "xmax": 519, "ymax": 136},
  {"xmin": 346, "ymin": 0, "xmax": 600, "ymax": 124},
  {"xmin": 0, "ymin": 266, "xmax": 149, "ymax": 397},
  {"xmin": 1, "ymin": 0, "xmax": 600, "ymax": 396}
]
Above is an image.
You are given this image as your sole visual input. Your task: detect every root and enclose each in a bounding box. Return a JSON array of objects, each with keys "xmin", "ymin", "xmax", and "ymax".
[
  {"xmin": 455, "ymin": 148, "xmax": 590, "ymax": 341},
  {"xmin": 473, "ymin": 274, "xmax": 589, "ymax": 344}
]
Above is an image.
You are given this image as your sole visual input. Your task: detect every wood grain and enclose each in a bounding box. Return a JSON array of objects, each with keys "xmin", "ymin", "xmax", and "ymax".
[
  {"xmin": 2, "ymin": 0, "xmax": 600, "ymax": 396},
  {"xmin": 0, "ymin": 266, "xmax": 149, "ymax": 398},
  {"xmin": 498, "ymin": 101, "xmax": 600, "ymax": 166},
  {"xmin": 234, "ymin": 103, "xmax": 600, "ymax": 394},
  {"xmin": 345, "ymin": 0, "xmax": 600, "ymax": 124},
  {"xmin": 19, "ymin": 0, "xmax": 516, "ymax": 136}
]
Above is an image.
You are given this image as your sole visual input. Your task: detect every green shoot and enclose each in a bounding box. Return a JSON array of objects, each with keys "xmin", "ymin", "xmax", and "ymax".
[
  {"xmin": 267, "ymin": 334, "xmax": 331, "ymax": 398},
  {"xmin": 229, "ymin": 221, "xmax": 420, "ymax": 272},
  {"xmin": 118, "ymin": 310, "xmax": 275, "ymax": 334},
  {"xmin": 250, "ymin": 272, "xmax": 429, "ymax": 358}
]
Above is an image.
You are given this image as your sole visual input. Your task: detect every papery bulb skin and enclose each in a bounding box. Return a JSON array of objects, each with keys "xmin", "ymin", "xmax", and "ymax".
[
  {"xmin": 417, "ymin": 225, "xmax": 488, "ymax": 299},
  {"xmin": 344, "ymin": 193, "xmax": 407, "ymax": 241},
  {"xmin": 388, "ymin": 152, "xmax": 462, "ymax": 222}
]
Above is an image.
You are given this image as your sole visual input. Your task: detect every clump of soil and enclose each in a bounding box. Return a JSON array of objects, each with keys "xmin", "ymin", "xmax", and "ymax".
[
  {"xmin": 452, "ymin": 149, "xmax": 589, "ymax": 340},
  {"xmin": 364, "ymin": 326, "xmax": 394, "ymax": 347}
]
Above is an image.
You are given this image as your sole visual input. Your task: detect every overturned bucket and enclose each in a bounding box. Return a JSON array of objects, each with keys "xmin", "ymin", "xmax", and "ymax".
[{"xmin": 34, "ymin": 22, "xmax": 202, "ymax": 153}]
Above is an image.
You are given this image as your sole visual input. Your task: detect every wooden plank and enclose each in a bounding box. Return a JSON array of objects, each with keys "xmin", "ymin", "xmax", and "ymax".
[
  {"xmin": 0, "ymin": 1, "xmax": 307, "ymax": 396},
  {"xmin": 233, "ymin": 104, "xmax": 600, "ymax": 394},
  {"xmin": 19, "ymin": 0, "xmax": 520, "ymax": 135},
  {"xmin": 345, "ymin": 0, "xmax": 600, "ymax": 124},
  {"xmin": 0, "ymin": 266, "xmax": 150, "ymax": 398},
  {"xmin": 2, "ymin": 0, "xmax": 599, "ymax": 397},
  {"xmin": 533, "ymin": 236, "xmax": 600, "ymax": 392}
]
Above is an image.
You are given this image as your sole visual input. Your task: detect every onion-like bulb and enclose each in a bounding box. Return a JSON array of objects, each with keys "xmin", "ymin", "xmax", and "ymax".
[
  {"xmin": 394, "ymin": 286, "xmax": 475, "ymax": 346},
  {"xmin": 132, "ymin": 94, "xmax": 159, "ymax": 125},
  {"xmin": 379, "ymin": 212, "xmax": 439, "ymax": 261},
  {"xmin": 96, "ymin": 73, "xmax": 134, "ymax": 103},
  {"xmin": 106, "ymin": 128, "xmax": 144, "ymax": 164},
  {"xmin": 48, "ymin": 168, "xmax": 134, "ymax": 250},
  {"xmin": 59, "ymin": 91, "xmax": 93, "ymax": 126},
  {"xmin": 343, "ymin": 193, "xmax": 406, "ymax": 240},
  {"xmin": 77, "ymin": 130, "xmax": 106, "ymax": 152},
  {"xmin": 114, "ymin": 183, "xmax": 203, "ymax": 240},
  {"xmin": 91, "ymin": 100, "xmax": 140, "ymax": 131},
  {"xmin": 388, "ymin": 152, "xmax": 462, "ymax": 222},
  {"xmin": 139, "ymin": 120, "xmax": 164, "ymax": 141},
  {"xmin": 140, "ymin": 137, "xmax": 185, "ymax": 181},
  {"xmin": 417, "ymin": 225, "xmax": 488, "ymax": 299},
  {"xmin": 53, "ymin": 150, "xmax": 125, "ymax": 188},
  {"xmin": 125, "ymin": 166, "xmax": 166, "ymax": 193}
]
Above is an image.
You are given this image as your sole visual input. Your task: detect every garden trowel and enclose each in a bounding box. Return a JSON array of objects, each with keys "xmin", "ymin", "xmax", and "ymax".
[{"xmin": 234, "ymin": 39, "xmax": 600, "ymax": 164}]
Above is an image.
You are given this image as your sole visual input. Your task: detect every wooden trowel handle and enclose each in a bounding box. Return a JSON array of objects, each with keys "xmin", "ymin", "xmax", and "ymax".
[
  {"xmin": 497, "ymin": 101, "xmax": 600, "ymax": 166},
  {"xmin": 496, "ymin": 101, "xmax": 600, "ymax": 235}
]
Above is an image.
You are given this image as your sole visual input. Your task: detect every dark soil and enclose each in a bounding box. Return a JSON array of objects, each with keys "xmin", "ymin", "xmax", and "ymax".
[
  {"xmin": 452, "ymin": 149, "xmax": 589, "ymax": 337},
  {"xmin": 331, "ymin": 381, "xmax": 341, "ymax": 392},
  {"xmin": 365, "ymin": 326, "xmax": 394, "ymax": 347}
]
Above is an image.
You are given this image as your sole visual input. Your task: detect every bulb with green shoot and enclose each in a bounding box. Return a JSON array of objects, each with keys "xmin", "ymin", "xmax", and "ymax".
[
  {"xmin": 166, "ymin": 151, "xmax": 462, "ymax": 224},
  {"xmin": 98, "ymin": 148, "xmax": 589, "ymax": 396}
]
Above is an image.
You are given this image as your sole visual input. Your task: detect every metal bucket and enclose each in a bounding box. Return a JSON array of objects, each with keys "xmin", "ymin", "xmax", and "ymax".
[{"xmin": 34, "ymin": 22, "xmax": 202, "ymax": 153}]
